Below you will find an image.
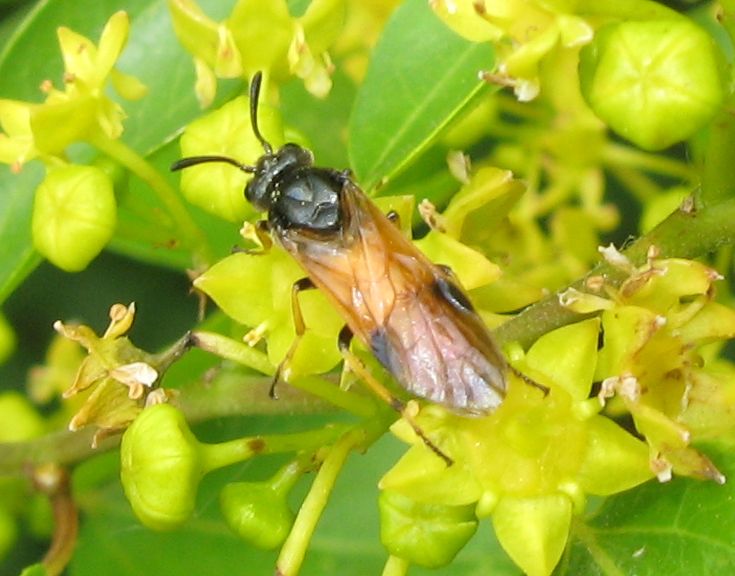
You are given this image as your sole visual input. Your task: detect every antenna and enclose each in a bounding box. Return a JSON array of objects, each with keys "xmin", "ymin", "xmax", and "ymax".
[
  {"xmin": 249, "ymin": 71, "xmax": 273, "ymax": 155},
  {"xmin": 170, "ymin": 72, "xmax": 272, "ymax": 173},
  {"xmin": 170, "ymin": 155, "xmax": 254, "ymax": 173}
]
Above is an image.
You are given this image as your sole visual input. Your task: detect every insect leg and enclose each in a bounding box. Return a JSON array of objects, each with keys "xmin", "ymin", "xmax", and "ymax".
[
  {"xmin": 252, "ymin": 220, "xmax": 273, "ymax": 250},
  {"xmin": 337, "ymin": 326, "xmax": 453, "ymax": 466},
  {"xmin": 385, "ymin": 210, "xmax": 400, "ymax": 227},
  {"xmin": 234, "ymin": 220, "xmax": 273, "ymax": 255},
  {"xmin": 510, "ymin": 365, "xmax": 550, "ymax": 396},
  {"xmin": 271, "ymin": 277, "xmax": 316, "ymax": 398}
]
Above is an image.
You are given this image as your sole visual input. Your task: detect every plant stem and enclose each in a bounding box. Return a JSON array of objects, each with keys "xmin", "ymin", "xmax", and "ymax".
[
  {"xmin": 201, "ymin": 424, "xmax": 347, "ymax": 473},
  {"xmin": 288, "ymin": 374, "xmax": 378, "ymax": 419},
  {"xmin": 190, "ymin": 330, "xmax": 274, "ymax": 375},
  {"xmin": 90, "ymin": 134, "xmax": 213, "ymax": 267},
  {"xmin": 700, "ymin": 106, "xmax": 735, "ymax": 207},
  {"xmin": 276, "ymin": 428, "xmax": 364, "ymax": 576},
  {"xmin": 494, "ymin": 197, "xmax": 735, "ymax": 348},
  {"xmin": 382, "ymin": 555, "xmax": 410, "ymax": 576},
  {"xmin": 33, "ymin": 465, "xmax": 78, "ymax": 576},
  {"xmin": 0, "ymin": 373, "xmax": 333, "ymax": 476},
  {"xmin": 602, "ymin": 142, "xmax": 696, "ymax": 182}
]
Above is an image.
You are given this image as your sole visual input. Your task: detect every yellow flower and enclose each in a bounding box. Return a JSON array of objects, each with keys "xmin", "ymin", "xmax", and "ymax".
[
  {"xmin": 380, "ymin": 319, "xmax": 652, "ymax": 575},
  {"xmin": 431, "ymin": 0, "xmax": 593, "ymax": 101},
  {"xmin": 56, "ymin": 303, "xmax": 172, "ymax": 445},
  {"xmin": 0, "ymin": 11, "xmax": 146, "ymax": 170},
  {"xmin": 563, "ymin": 251, "xmax": 734, "ymax": 482},
  {"xmin": 168, "ymin": 0, "xmax": 345, "ymax": 106}
]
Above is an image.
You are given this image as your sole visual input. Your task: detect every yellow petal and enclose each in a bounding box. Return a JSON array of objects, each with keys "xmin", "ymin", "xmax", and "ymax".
[
  {"xmin": 97, "ymin": 11, "xmax": 130, "ymax": 78},
  {"xmin": 492, "ymin": 493, "xmax": 572, "ymax": 576}
]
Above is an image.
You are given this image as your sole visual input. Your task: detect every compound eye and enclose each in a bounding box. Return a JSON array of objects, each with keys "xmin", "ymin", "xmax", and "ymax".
[
  {"xmin": 434, "ymin": 276, "xmax": 475, "ymax": 313},
  {"xmin": 244, "ymin": 177, "xmax": 271, "ymax": 212}
]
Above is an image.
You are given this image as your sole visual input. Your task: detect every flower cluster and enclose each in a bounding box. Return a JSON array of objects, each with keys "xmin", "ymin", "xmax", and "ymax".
[
  {"xmin": 168, "ymin": 0, "xmax": 347, "ymax": 106},
  {"xmin": 431, "ymin": 0, "xmax": 594, "ymax": 101},
  {"xmin": 379, "ymin": 317, "xmax": 653, "ymax": 575},
  {"xmin": 0, "ymin": 12, "xmax": 145, "ymax": 271},
  {"xmin": 0, "ymin": 12, "xmax": 145, "ymax": 171},
  {"xmin": 563, "ymin": 247, "xmax": 735, "ymax": 482},
  {"xmin": 55, "ymin": 303, "xmax": 178, "ymax": 446}
]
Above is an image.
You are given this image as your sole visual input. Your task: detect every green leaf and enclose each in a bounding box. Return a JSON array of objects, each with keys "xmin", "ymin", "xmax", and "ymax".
[
  {"xmin": 348, "ymin": 0, "xmax": 494, "ymax": 188},
  {"xmin": 0, "ymin": 164, "xmax": 41, "ymax": 304},
  {"xmin": 281, "ymin": 69, "xmax": 356, "ymax": 169},
  {"xmin": 0, "ymin": 0, "xmax": 244, "ymax": 283},
  {"xmin": 20, "ymin": 563, "xmax": 47, "ymax": 576},
  {"xmin": 559, "ymin": 443, "xmax": 735, "ymax": 575}
]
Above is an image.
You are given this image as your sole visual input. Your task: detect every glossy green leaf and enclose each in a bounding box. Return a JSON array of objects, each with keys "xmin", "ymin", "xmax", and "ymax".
[
  {"xmin": 0, "ymin": 164, "xmax": 41, "ymax": 304},
  {"xmin": 559, "ymin": 443, "xmax": 735, "ymax": 575},
  {"xmin": 348, "ymin": 0, "xmax": 494, "ymax": 188}
]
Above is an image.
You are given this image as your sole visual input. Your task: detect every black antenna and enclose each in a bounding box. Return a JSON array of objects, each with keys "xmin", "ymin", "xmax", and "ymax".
[
  {"xmin": 170, "ymin": 155, "xmax": 254, "ymax": 173},
  {"xmin": 249, "ymin": 71, "xmax": 272, "ymax": 155},
  {"xmin": 170, "ymin": 72, "xmax": 272, "ymax": 174}
]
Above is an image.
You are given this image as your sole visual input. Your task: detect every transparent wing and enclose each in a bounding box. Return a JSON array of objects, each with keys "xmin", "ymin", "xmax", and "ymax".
[{"xmin": 278, "ymin": 179, "xmax": 506, "ymax": 413}]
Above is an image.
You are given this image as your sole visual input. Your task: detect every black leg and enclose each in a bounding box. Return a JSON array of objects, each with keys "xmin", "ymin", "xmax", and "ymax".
[
  {"xmin": 510, "ymin": 365, "xmax": 550, "ymax": 396},
  {"xmin": 386, "ymin": 210, "xmax": 401, "ymax": 228}
]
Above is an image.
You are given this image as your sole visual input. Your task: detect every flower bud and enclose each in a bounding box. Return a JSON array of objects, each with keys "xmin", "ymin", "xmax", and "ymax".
[
  {"xmin": 579, "ymin": 18, "xmax": 724, "ymax": 150},
  {"xmin": 178, "ymin": 95, "xmax": 282, "ymax": 222},
  {"xmin": 0, "ymin": 391, "xmax": 45, "ymax": 442},
  {"xmin": 32, "ymin": 165, "xmax": 116, "ymax": 271},
  {"xmin": 220, "ymin": 481, "xmax": 294, "ymax": 549},
  {"xmin": 120, "ymin": 403, "xmax": 203, "ymax": 530},
  {"xmin": 0, "ymin": 506, "xmax": 17, "ymax": 563},
  {"xmin": 492, "ymin": 494, "xmax": 572, "ymax": 576},
  {"xmin": 379, "ymin": 490, "xmax": 477, "ymax": 568}
]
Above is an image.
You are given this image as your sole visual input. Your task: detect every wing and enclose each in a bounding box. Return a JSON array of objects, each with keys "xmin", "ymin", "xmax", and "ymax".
[{"xmin": 277, "ymin": 178, "xmax": 506, "ymax": 413}]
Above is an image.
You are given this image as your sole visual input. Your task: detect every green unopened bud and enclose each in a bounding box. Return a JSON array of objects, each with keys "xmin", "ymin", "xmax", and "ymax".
[
  {"xmin": 580, "ymin": 18, "xmax": 724, "ymax": 150},
  {"xmin": 178, "ymin": 95, "xmax": 283, "ymax": 222},
  {"xmin": 0, "ymin": 391, "xmax": 45, "ymax": 442},
  {"xmin": 31, "ymin": 165, "xmax": 116, "ymax": 272},
  {"xmin": 220, "ymin": 480, "xmax": 295, "ymax": 549},
  {"xmin": 120, "ymin": 403, "xmax": 202, "ymax": 531},
  {"xmin": 492, "ymin": 493, "xmax": 572, "ymax": 576},
  {"xmin": 0, "ymin": 506, "xmax": 17, "ymax": 563},
  {"xmin": 121, "ymin": 403, "xmax": 263, "ymax": 530},
  {"xmin": 379, "ymin": 490, "xmax": 478, "ymax": 568}
]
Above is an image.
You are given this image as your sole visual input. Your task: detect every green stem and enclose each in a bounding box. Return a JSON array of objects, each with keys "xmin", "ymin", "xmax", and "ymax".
[
  {"xmin": 276, "ymin": 428, "xmax": 364, "ymax": 576},
  {"xmin": 271, "ymin": 460, "xmax": 305, "ymax": 496},
  {"xmin": 700, "ymin": 105, "xmax": 735, "ymax": 207},
  {"xmin": 602, "ymin": 142, "xmax": 697, "ymax": 182},
  {"xmin": 201, "ymin": 424, "xmax": 347, "ymax": 473},
  {"xmin": 90, "ymin": 134, "xmax": 213, "ymax": 267},
  {"xmin": 34, "ymin": 465, "xmax": 78, "ymax": 576},
  {"xmin": 288, "ymin": 374, "xmax": 379, "ymax": 419},
  {"xmin": 494, "ymin": 197, "xmax": 735, "ymax": 349},
  {"xmin": 0, "ymin": 373, "xmax": 333, "ymax": 477},
  {"xmin": 190, "ymin": 330, "xmax": 274, "ymax": 375},
  {"xmin": 382, "ymin": 555, "xmax": 410, "ymax": 576}
]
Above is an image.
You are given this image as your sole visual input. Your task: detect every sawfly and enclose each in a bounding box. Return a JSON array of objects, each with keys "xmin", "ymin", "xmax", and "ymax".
[{"xmin": 173, "ymin": 72, "xmax": 509, "ymax": 461}]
